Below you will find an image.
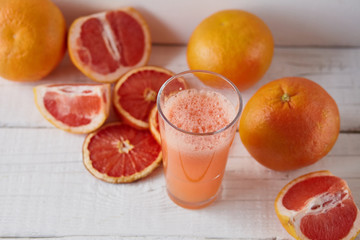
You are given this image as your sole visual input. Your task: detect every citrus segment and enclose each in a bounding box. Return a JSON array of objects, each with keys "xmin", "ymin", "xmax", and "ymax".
[
  {"xmin": 34, "ymin": 84, "xmax": 110, "ymax": 134},
  {"xmin": 275, "ymin": 171, "xmax": 360, "ymax": 240},
  {"xmin": 113, "ymin": 66, "xmax": 177, "ymax": 129},
  {"xmin": 187, "ymin": 9, "xmax": 273, "ymax": 91},
  {"xmin": 149, "ymin": 105, "xmax": 161, "ymax": 144},
  {"xmin": 0, "ymin": 0, "xmax": 66, "ymax": 82},
  {"xmin": 68, "ymin": 7, "xmax": 151, "ymax": 83},
  {"xmin": 82, "ymin": 122, "xmax": 162, "ymax": 183},
  {"xmin": 239, "ymin": 77, "xmax": 340, "ymax": 171}
]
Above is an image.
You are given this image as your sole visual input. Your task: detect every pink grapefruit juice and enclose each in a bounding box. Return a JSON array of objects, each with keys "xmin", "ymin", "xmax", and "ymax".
[{"xmin": 159, "ymin": 89, "xmax": 238, "ymax": 208}]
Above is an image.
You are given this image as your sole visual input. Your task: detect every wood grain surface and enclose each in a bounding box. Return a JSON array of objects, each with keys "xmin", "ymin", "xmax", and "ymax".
[{"xmin": 0, "ymin": 45, "xmax": 359, "ymax": 239}]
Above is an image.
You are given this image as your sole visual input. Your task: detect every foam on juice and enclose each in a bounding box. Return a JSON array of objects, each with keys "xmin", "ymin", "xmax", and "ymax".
[{"xmin": 163, "ymin": 89, "xmax": 237, "ymax": 151}]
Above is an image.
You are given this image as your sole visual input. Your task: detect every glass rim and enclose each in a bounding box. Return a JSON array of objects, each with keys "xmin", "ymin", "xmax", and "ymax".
[{"xmin": 157, "ymin": 69, "xmax": 243, "ymax": 136}]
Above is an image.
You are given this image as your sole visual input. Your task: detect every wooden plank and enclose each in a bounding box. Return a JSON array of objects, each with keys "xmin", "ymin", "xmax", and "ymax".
[
  {"xmin": 0, "ymin": 128, "xmax": 359, "ymax": 238},
  {"xmin": 52, "ymin": 0, "xmax": 360, "ymax": 46},
  {"xmin": 0, "ymin": 46, "xmax": 359, "ymax": 132}
]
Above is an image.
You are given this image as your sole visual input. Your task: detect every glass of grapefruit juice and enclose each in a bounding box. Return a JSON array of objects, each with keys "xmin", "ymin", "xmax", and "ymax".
[{"xmin": 157, "ymin": 70, "xmax": 242, "ymax": 209}]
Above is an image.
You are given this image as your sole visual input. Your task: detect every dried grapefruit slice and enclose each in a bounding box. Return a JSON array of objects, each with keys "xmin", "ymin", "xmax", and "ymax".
[
  {"xmin": 149, "ymin": 105, "xmax": 161, "ymax": 144},
  {"xmin": 82, "ymin": 122, "xmax": 162, "ymax": 183},
  {"xmin": 68, "ymin": 7, "xmax": 151, "ymax": 83},
  {"xmin": 113, "ymin": 66, "xmax": 176, "ymax": 129},
  {"xmin": 275, "ymin": 170, "xmax": 360, "ymax": 240},
  {"xmin": 34, "ymin": 84, "xmax": 110, "ymax": 134}
]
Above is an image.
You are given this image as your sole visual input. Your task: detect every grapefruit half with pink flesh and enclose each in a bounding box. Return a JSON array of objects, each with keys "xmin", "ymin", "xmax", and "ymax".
[
  {"xmin": 68, "ymin": 7, "xmax": 151, "ymax": 83},
  {"xmin": 275, "ymin": 170, "xmax": 360, "ymax": 240},
  {"xmin": 34, "ymin": 84, "xmax": 111, "ymax": 134},
  {"xmin": 83, "ymin": 122, "xmax": 162, "ymax": 183}
]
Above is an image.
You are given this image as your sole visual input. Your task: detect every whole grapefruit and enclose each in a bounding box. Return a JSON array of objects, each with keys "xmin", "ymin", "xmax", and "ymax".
[
  {"xmin": 239, "ymin": 77, "xmax": 340, "ymax": 171},
  {"xmin": 0, "ymin": 0, "xmax": 66, "ymax": 82},
  {"xmin": 187, "ymin": 9, "xmax": 274, "ymax": 91}
]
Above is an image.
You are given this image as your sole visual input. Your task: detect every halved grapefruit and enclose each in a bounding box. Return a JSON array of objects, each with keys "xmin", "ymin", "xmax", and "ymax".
[
  {"xmin": 82, "ymin": 122, "xmax": 162, "ymax": 183},
  {"xmin": 34, "ymin": 84, "xmax": 110, "ymax": 134},
  {"xmin": 149, "ymin": 105, "xmax": 161, "ymax": 144},
  {"xmin": 113, "ymin": 66, "xmax": 176, "ymax": 129},
  {"xmin": 68, "ymin": 7, "xmax": 151, "ymax": 83},
  {"xmin": 275, "ymin": 170, "xmax": 360, "ymax": 240}
]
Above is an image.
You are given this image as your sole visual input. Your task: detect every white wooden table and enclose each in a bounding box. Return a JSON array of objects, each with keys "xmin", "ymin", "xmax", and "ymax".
[{"xmin": 1, "ymin": 1, "xmax": 360, "ymax": 239}]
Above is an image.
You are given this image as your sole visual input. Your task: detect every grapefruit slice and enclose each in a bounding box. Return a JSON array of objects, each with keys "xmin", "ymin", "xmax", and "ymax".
[
  {"xmin": 68, "ymin": 7, "xmax": 151, "ymax": 83},
  {"xmin": 113, "ymin": 66, "xmax": 176, "ymax": 129},
  {"xmin": 149, "ymin": 105, "xmax": 161, "ymax": 144},
  {"xmin": 275, "ymin": 170, "xmax": 360, "ymax": 240},
  {"xmin": 34, "ymin": 84, "xmax": 111, "ymax": 134},
  {"xmin": 82, "ymin": 122, "xmax": 162, "ymax": 183}
]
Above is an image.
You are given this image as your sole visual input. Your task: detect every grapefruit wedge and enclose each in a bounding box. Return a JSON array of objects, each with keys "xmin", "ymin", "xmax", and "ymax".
[
  {"xmin": 149, "ymin": 105, "xmax": 161, "ymax": 144},
  {"xmin": 34, "ymin": 84, "xmax": 110, "ymax": 134},
  {"xmin": 275, "ymin": 170, "xmax": 360, "ymax": 240},
  {"xmin": 68, "ymin": 7, "xmax": 151, "ymax": 83},
  {"xmin": 113, "ymin": 66, "xmax": 176, "ymax": 129},
  {"xmin": 82, "ymin": 122, "xmax": 162, "ymax": 183}
]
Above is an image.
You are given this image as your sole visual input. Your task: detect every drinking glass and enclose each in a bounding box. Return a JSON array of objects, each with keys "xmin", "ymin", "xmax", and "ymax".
[{"xmin": 157, "ymin": 70, "xmax": 242, "ymax": 209}]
